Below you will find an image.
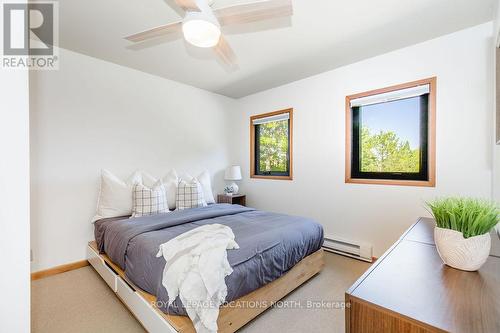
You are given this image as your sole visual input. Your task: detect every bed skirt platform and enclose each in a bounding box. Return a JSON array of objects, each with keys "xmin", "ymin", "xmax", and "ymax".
[{"xmin": 87, "ymin": 241, "xmax": 324, "ymax": 333}]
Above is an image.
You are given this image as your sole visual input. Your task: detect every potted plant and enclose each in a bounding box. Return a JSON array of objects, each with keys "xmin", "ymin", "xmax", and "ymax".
[{"xmin": 426, "ymin": 197, "xmax": 499, "ymax": 271}]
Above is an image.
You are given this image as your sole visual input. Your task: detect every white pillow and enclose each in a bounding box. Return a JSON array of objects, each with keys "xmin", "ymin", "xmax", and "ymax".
[
  {"xmin": 182, "ymin": 171, "xmax": 215, "ymax": 204},
  {"xmin": 162, "ymin": 169, "xmax": 179, "ymax": 210},
  {"xmin": 92, "ymin": 170, "xmax": 142, "ymax": 222},
  {"xmin": 141, "ymin": 172, "xmax": 157, "ymax": 188},
  {"xmin": 195, "ymin": 170, "xmax": 215, "ymax": 204},
  {"xmin": 131, "ymin": 182, "xmax": 169, "ymax": 218},
  {"xmin": 176, "ymin": 179, "xmax": 207, "ymax": 210},
  {"xmin": 140, "ymin": 169, "xmax": 178, "ymax": 210}
]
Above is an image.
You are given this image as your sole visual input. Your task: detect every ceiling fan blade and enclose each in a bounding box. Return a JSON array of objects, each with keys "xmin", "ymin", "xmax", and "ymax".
[
  {"xmin": 215, "ymin": 0, "xmax": 293, "ymax": 26},
  {"xmin": 124, "ymin": 21, "xmax": 182, "ymax": 43},
  {"xmin": 213, "ymin": 35, "xmax": 237, "ymax": 67},
  {"xmin": 174, "ymin": 0, "xmax": 200, "ymax": 12}
]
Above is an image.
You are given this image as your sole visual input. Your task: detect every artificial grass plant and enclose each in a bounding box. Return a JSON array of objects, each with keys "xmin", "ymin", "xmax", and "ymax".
[{"xmin": 426, "ymin": 197, "xmax": 499, "ymax": 238}]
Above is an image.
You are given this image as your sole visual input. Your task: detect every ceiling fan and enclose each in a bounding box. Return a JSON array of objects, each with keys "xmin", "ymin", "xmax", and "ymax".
[{"xmin": 124, "ymin": 0, "xmax": 293, "ymax": 67}]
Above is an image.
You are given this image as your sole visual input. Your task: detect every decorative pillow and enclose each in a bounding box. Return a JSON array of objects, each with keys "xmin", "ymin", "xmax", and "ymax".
[
  {"xmin": 140, "ymin": 169, "xmax": 178, "ymax": 210},
  {"xmin": 92, "ymin": 169, "xmax": 142, "ymax": 223},
  {"xmin": 176, "ymin": 179, "xmax": 207, "ymax": 210},
  {"xmin": 132, "ymin": 182, "xmax": 169, "ymax": 217},
  {"xmin": 182, "ymin": 170, "xmax": 215, "ymax": 205}
]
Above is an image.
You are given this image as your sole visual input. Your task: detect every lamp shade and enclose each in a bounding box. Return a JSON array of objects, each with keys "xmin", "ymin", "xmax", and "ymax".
[{"xmin": 225, "ymin": 166, "xmax": 242, "ymax": 181}]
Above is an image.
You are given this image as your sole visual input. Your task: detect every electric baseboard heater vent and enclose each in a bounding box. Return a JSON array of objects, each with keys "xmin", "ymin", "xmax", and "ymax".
[{"xmin": 322, "ymin": 236, "xmax": 373, "ymax": 262}]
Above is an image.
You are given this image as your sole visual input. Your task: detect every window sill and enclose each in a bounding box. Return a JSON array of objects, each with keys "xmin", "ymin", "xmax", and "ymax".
[
  {"xmin": 345, "ymin": 177, "xmax": 435, "ymax": 187},
  {"xmin": 251, "ymin": 174, "xmax": 293, "ymax": 181}
]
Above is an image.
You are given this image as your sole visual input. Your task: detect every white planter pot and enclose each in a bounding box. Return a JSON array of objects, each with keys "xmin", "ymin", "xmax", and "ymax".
[{"xmin": 434, "ymin": 227, "xmax": 491, "ymax": 271}]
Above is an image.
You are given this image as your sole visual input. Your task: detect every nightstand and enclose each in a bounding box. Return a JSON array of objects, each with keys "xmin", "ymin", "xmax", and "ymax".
[{"xmin": 217, "ymin": 194, "xmax": 246, "ymax": 206}]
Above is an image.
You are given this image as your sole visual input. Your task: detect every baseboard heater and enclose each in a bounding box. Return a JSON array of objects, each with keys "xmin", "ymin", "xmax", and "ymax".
[{"xmin": 322, "ymin": 235, "xmax": 373, "ymax": 263}]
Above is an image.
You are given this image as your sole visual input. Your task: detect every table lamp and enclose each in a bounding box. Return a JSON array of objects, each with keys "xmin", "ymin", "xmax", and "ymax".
[{"xmin": 224, "ymin": 166, "xmax": 242, "ymax": 195}]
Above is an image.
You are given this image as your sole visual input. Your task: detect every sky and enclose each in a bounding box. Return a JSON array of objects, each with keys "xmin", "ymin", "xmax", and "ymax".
[{"xmin": 360, "ymin": 97, "xmax": 421, "ymax": 149}]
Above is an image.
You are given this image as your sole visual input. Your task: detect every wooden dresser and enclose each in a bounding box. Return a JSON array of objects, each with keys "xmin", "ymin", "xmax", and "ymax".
[{"xmin": 345, "ymin": 218, "xmax": 500, "ymax": 333}]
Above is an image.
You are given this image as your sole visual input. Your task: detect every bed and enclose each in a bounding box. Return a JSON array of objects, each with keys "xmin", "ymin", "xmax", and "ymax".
[{"xmin": 88, "ymin": 204, "xmax": 324, "ymax": 332}]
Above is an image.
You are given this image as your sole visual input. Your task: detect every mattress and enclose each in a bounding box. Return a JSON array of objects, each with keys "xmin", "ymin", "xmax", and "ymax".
[{"xmin": 94, "ymin": 204, "xmax": 324, "ymax": 316}]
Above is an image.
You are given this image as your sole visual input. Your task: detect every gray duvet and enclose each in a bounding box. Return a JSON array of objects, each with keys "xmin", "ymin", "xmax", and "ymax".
[{"xmin": 94, "ymin": 204, "xmax": 323, "ymax": 316}]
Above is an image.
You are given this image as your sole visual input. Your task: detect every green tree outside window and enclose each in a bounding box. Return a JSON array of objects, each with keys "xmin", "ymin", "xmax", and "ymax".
[
  {"xmin": 360, "ymin": 127, "xmax": 419, "ymax": 173},
  {"xmin": 257, "ymin": 120, "xmax": 289, "ymax": 172}
]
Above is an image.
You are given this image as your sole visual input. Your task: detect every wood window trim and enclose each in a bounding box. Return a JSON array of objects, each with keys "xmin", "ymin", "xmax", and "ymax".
[
  {"xmin": 250, "ymin": 108, "xmax": 293, "ymax": 180},
  {"xmin": 345, "ymin": 77, "xmax": 436, "ymax": 187}
]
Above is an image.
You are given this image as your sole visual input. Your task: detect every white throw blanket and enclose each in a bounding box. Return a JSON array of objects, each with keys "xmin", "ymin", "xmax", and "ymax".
[{"xmin": 156, "ymin": 224, "xmax": 239, "ymax": 333}]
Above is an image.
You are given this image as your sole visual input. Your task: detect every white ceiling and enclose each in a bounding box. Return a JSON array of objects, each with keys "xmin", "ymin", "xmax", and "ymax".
[{"xmin": 59, "ymin": 0, "xmax": 495, "ymax": 98}]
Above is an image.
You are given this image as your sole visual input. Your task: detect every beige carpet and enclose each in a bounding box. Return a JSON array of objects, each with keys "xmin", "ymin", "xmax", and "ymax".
[{"xmin": 31, "ymin": 252, "xmax": 370, "ymax": 333}]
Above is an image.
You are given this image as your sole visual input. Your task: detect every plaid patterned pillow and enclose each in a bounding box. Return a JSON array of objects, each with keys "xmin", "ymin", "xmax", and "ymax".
[
  {"xmin": 176, "ymin": 179, "xmax": 207, "ymax": 210},
  {"xmin": 132, "ymin": 183, "xmax": 169, "ymax": 218}
]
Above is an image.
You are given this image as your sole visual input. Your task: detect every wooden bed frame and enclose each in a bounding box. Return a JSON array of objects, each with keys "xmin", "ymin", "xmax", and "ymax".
[{"xmin": 88, "ymin": 241, "xmax": 324, "ymax": 333}]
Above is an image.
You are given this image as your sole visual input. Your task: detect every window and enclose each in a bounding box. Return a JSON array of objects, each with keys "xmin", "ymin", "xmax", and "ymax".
[
  {"xmin": 250, "ymin": 108, "xmax": 293, "ymax": 180},
  {"xmin": 346, "ymin": 78, "xmax": 436, "ymax": 186}
]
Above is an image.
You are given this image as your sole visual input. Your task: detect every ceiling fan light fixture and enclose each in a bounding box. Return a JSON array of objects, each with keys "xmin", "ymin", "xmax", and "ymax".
[{"xmin": 182, "ymin": 11, "xmax": 221, "ymax": 48}]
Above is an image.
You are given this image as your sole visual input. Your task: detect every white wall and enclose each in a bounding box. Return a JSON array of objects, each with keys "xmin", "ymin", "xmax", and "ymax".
[
  {"xmin": 495, "ymin": 0, "xmax": 500, "ymax": 48},
  {"xmin": 0, "ymin": 0, "xmax": 30, "ymax": 330},
  {"xmin": 30, "ymin": 23, "xmax": 496, "ymax": 270},
  {"xmin": 0, "ymin": 41, "xmax": 30, "ymax": 333},
  {"xmin": 493, "ymin": 45, "xmax": 500, "ymax": 202},
  {"xmin": 493, "ymin": 0, "xmax": 500, "ymax": 203},
  {"xmin": 30, "ymin": 48, "xmax": 237, "ymax": 271},
  {"xmin": 230, "ymin": 23, "xmax": 494, "ymax": 257}
]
